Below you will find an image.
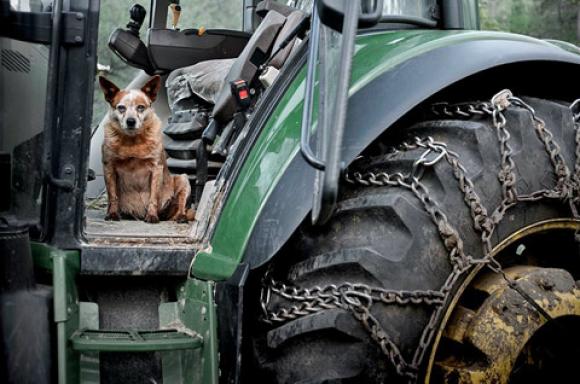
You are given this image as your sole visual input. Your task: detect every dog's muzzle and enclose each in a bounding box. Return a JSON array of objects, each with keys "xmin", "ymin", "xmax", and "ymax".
[{"xmin": 126, "ymin": 117, "xmax": 137, "ymax": 129}]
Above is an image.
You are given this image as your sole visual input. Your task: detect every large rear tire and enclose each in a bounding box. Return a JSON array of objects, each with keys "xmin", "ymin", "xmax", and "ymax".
[{"xmin": 252, "ymin": 95, "xmax": 580, "ymax": 383}]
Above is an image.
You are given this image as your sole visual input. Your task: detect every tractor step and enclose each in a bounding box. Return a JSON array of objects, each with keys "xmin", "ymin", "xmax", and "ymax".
[{"xmin": 71, "ymin": 329, "xmax": 203, "ymax": 352}]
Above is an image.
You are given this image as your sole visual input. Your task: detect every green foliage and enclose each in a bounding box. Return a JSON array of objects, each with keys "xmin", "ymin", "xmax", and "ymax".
[
  {"xmin": 480, "ymin": 0, "xmax": 580, "ymax": 44},
  {"xmin": 174, "ymin": 0, "xmax": 242, "ymax": 30}
]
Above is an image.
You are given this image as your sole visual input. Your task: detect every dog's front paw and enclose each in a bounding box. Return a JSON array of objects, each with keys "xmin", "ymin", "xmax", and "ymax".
[
  {"xmin": 144, "ymin": 213, "xmax": 160, "ymax": 224},
  {"xmin": 105, "ymin": 211, "xmax": 120, "ymax": 221}
]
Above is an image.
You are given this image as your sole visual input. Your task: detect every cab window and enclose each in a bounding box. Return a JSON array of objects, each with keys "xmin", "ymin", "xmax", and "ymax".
[{"xmin": 165, "ymin": 0, "xmax": 243, "ymax": 30}]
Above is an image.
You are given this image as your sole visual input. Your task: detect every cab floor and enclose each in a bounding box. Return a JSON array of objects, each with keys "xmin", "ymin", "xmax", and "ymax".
[{"xmin": 85, "ymin": 206, "xmax": 192, "ymax": 240}]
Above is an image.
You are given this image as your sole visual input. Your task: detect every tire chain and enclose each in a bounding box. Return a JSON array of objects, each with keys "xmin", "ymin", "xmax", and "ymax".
[
  {"xmin": 571, "ymin": 99, "xmax": 580, "ymax": 215},
  {"xmin": 260, "ymin": 90, "xmax": 580, "ymax": 382}
]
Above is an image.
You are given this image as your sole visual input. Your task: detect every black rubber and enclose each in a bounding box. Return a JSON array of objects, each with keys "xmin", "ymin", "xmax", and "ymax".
[{"xmin": 251, "ymin": 98, "xmax": 578, "ymax": 383}]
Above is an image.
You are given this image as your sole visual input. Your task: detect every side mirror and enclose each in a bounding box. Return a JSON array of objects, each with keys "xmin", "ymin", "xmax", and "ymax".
[{"xmin": 317, "ymin": 0, "xmax": 383, "ymax": 32}]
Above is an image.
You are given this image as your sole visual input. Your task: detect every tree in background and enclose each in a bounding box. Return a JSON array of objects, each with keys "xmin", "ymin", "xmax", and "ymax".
[{"xmin": 480, "ymin": 0, "xmax": 580, "ymax": 43}]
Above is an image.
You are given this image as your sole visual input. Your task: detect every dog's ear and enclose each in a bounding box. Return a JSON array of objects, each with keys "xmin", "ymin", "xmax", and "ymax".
[
  {"xmin": 141, "ymin": 75, "xmax": 161, "ymax": 103},
  {"xmin": 99, "ymin": 76, "xmax": 120, "ymax": 104}
]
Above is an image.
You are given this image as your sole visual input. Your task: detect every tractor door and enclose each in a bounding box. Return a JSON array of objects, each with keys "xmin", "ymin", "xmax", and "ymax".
[
  {"xmin": 0, "ymin": 1, "xmax": 99, "ymax": 382},
  {"xmin": 1, "ymin": 1, "xmax": 52, "ymax": 236},
  {"xmin": 0, "ymin": 0, "xmax": 100, "ymax": 247}
]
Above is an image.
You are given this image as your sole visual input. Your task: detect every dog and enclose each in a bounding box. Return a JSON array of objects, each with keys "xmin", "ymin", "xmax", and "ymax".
[{"xmin": 99, "ymin": 75, "xmax": 195, "ymax": 223}]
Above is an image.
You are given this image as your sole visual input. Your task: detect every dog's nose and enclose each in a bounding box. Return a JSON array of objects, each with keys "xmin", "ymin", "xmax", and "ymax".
[{"xmin": 126, "ymin": 117, "xmax": 136, "ymax": 128}]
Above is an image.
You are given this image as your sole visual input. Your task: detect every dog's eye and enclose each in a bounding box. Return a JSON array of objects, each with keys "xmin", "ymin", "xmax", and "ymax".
[
  {"xmin": 116, "ymin": 105, "xmax": 126, "ymax": 113},
  {"xmin": 137, "ymin": 105, "xmax": 146, "ymax": 113}
]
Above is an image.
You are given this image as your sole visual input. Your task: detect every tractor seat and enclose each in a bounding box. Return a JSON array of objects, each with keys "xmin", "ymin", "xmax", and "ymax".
[
  {"xmin": 165, "ymin": 0, "xmax": 306, "ymax": 110},
  {"xmin": 163, "ymin": 7, "xmax": 308, "ymax": 203},
  {"xmin": 166, "ymin": 58, "xmax": 234, "ymax": 111}
]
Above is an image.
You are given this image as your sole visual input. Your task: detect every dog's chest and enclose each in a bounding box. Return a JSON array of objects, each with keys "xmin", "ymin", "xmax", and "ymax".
[
  {"xmin": 110, "ymin": 137, "xmax": 159, "ymax": 159},
  {"xmin": 104, "ymin": 129, "xmax": 163, "ymax": 191},
  {"xmin": 113, "ymin": 156, "xmax": 156, "ymax": 188},
  {"xmin": 108, "ymin": 139, "xmax": 158, "ymax": 189}
]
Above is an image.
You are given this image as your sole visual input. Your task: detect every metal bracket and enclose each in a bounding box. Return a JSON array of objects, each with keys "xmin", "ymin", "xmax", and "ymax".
[
  {"xmin": 61, "ymin": 164, "xmax": 76, "ymax": 184},
  {"xmin": 0, "ymin": 10, "xmax": 85, "ymax": 45},
  {"xmin": 45, "ymin": 164, "xmax": 75, "ymax": 191},
  {"xmin": 62, "ymin": 11, "xmax": 86, "ymax": 45}
]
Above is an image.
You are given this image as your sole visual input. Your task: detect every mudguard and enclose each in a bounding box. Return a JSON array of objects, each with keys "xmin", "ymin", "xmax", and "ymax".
[{"xmin": 192, "ymin": 30, "xmax": 580, "ymax": 281}]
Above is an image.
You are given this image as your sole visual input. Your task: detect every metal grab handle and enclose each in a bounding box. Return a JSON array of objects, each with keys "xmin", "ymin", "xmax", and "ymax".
[
  {"xmin": 314, "ymin": 0, "xmax": 359, "ymax": 224},
  {"xmin": 299, "ymin": 3, "xmax": 326, "ymax": 171},
  {"xmin": 302, "ymin": 0, "xmax": 381, "ymax": 225}
]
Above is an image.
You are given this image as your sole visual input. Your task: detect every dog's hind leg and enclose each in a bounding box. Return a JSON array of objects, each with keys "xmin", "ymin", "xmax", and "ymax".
[{"xmin": 170, "ymin": 174, "xmax": 195, "ymax": 223}]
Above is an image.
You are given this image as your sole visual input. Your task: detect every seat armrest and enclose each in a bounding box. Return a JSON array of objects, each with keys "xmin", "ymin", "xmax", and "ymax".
[{"xmin": 212, "ymin": 10, "xmax": 287, "ymax": 123}]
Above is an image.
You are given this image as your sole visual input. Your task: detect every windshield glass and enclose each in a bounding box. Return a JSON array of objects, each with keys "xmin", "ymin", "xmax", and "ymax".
[
  {"xmin": 165, "ymin": 0, "xmax": 243, "ymax": 30},
  {"xmin": 383, "ymin": 0, "xmax": 438, "ymax": 20},
  {"xmin": 284, "ymin": 0, "xmax": 439, "ymax": 20}
]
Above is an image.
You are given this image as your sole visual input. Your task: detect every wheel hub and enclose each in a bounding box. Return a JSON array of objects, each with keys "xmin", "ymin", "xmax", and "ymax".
[{"xmin": 433, "ymin": 265, "xmax": 580, "ymax": 383}]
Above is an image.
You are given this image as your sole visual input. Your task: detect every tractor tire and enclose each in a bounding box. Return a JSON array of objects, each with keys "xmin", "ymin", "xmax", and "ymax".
[{"xmin": 252, "ymin": 96, "xmax": 580, "ymax": 383}]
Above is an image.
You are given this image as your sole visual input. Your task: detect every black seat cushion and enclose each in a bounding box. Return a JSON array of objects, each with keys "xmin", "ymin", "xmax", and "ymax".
[
  {"xmin": 166, "ymin": 157, "xmax": 223, "ymax": 176},
  {"xmin": 163, "ymin": 135, "xmax": 224, "ymax": 161},
  {"xmin": 163, "ymin": 109, "xmax": 209, "ymax": 140}
]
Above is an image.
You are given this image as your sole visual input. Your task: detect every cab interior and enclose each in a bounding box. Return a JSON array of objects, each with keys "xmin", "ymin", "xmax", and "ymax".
[{"xmin": 84, "ymin": 0, "xmax": 311, "ymax": 246}]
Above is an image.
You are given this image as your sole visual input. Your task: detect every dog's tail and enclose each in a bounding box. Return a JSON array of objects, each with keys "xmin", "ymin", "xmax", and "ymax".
[{"xmin": 186, "ymin": 208, "xmax": 196, "ymax": 222}]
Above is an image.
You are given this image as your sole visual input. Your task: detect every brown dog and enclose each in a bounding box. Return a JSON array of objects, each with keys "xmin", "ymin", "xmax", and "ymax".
[{"xmin": 99, "ymin": 75, "xmax": 194, "ymax": 223}]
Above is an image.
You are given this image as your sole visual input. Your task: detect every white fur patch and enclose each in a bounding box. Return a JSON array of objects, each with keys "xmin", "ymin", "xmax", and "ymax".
[{"xmin": 113, "ymin": 90, "xmax": 152, "ymax": 134}]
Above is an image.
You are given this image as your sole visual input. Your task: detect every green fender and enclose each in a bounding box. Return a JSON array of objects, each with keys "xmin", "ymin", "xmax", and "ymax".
[{"xmin": 192, "ymin": 30, "xmax": 580, "ymax": 281}]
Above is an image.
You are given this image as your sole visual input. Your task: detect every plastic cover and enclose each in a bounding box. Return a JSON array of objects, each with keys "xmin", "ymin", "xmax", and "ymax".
[{"xmin": 166, "ymin": 58, "xmax": 235, "ymax": 108}]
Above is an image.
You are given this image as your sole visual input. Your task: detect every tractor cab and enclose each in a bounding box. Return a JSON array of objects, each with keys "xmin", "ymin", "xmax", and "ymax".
[{"xmin": 84, "ymin": 0, "xmax": 314, "ymax": 246}]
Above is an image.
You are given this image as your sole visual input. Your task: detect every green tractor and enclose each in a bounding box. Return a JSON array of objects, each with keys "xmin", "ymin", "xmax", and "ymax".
[{"xmin": 2, "ymin": 0, "xmax": 580, "ymax": 383}]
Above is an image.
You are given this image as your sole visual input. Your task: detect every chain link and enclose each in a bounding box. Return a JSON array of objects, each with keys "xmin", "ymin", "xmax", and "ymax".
[
  {"xmin": 260, "ymin": 276, "xmax": 444, "ymax": 378},
  {"xmin": 262, "ymin": 278, "xmax": 445, "ymax": 324},
  {"xmin": 260, "ymin": 91, "xmax": 580, "ymax": 382},
  {"xmin": 512, "ymin": 96, "xmax": 572, "ymax": 204}
]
